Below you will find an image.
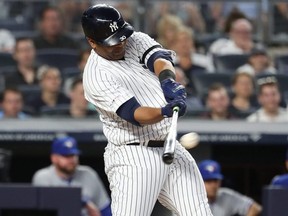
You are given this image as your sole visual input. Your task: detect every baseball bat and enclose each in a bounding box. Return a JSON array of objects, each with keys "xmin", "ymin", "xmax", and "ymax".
[{"xmin": 162, "ymin": 106, "xmax": 179, "ymax": 164}]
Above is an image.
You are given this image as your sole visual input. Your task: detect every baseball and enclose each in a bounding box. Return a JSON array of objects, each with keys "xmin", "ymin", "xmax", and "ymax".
[{"xmin": 179, "ymin": 132, "xmax": 200, "ymax": 149}]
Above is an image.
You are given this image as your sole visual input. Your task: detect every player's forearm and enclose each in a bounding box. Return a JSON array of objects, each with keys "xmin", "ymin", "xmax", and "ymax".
[
  {"xmin": 153, "ymin": 58, "xmax": 175, "ymax": 77},
  {"xmin": 134, "ymin": 106, "xmax": 164, "ymax": 125},
  {"xmin": 246, "ymin": 202, "xmax": 262, "ymax": 216}
]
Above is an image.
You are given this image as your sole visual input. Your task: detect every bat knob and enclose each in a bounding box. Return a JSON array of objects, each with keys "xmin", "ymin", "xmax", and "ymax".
[
  {"xmin": 162, "ymin": 153, "xmax": 174, "ymax": 165},
  {"xmin": 173, "ymin": 106, "xmax": 179, "ymax": 112}
]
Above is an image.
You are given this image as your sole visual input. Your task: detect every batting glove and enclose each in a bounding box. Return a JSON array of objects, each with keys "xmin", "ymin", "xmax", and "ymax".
[
  {"xmin": 161, "ymin": 78, "xmax": 187, "ymax": 102},
  {"xmin": 161, "ymin": 99, "xmax": 187, "ymax": 118}
]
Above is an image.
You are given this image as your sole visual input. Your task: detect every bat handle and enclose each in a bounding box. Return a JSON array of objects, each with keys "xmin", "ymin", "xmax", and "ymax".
[{"xmin": 162, "ymin": 106, "xmax": 179, "ymax": 164}]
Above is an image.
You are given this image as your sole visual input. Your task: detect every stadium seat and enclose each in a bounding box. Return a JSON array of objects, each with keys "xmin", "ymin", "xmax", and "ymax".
[
  {"xmin": 40, "ymin": 105, "xmax": 98, "ymax": 117},
  {"xmin": 0, "ymin": 148, "xmax": 12, "ymax": 182},
  {"xmin": 185, "ymin": 107, "xmax": 209, "ymax": 119},
  {"xmin": 0, "ymin": 66, "xmax": 17, "ymax": 78},
  {"xmin": 213, "ymin": 54, "xmax": 249, "ymax": 73},
  {"xmin": 0, "ymin": 53, "xmax": 16, "ymax": 67},
  {"xmin": 62, "ymin": 67, "xmax": 81, "ymax": 80},
  {"xmin": 0, "ymin": 75, "xmax": 4, "ymax": 92},
  {"xmin": 40, "ymin": 104, "xmax": 71, "ymax": 117},
  {"xmin": 274, "ymin": 54, "xmax": 288, "ymax": 74},
  {"xmin": 17, "ymin": 85, "xmax": 41, "ymax": 103},
  {"xmin": 192, "ymin": 73, "xmax": 232, "ymax": 99},
  {"xmin": 0, "ymin": 19, "xmax": 33, "ymax": 32},
  {"xmin": 36, "ymin": 49, "xmax": 79, "ymax": 70}
]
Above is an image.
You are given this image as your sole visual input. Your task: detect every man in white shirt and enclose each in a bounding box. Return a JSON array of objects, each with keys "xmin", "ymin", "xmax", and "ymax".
[
  {"xmin": 207, "ymin": 18, "xmax": 260, "ymax": 72},
  {"xmin": 209, "ymin": 18, "xmax": 254, "ymax": 56},
  {"xmin": 247, "ymin": 76, "xmax": 288, "ymax": 122}
]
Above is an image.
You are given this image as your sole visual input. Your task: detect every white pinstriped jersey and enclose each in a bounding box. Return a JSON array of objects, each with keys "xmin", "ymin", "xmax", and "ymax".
[{"xmin": 83, "ymin": 32, "xmax": 173, "ymax": 146}]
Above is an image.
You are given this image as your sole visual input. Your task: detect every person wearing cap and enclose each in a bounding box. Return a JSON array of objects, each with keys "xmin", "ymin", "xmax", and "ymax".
[
  {"xmin": 198, "ymin": 159, "xmax": 262, "ymax": 216},
  {"xmin": 32, "ymin": 136, "xmax": 112, "ymax": 216},
  {"xmin": 271, "ymin": 148, "xmax": 288, "ymax": 188},
  {"xmin": 236, "ymin": 47, "xmax": 276, "ymax": 76},
  {"xmin": 246, "ymin": 76, "xmax": 288, "ymax": 122}
]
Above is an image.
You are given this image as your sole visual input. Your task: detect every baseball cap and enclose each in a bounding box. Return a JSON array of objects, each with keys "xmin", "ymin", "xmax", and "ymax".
[
  {"xmin": 249, "ymin": 46, "xmax": 267, "ymax": 57},
  {"xmin": 51, "ymin": 136, "xmax": 80, "ymax": 156},
  {"xmin": 198, "ymin": 160, "xmax": 223, "ymax": 181}
]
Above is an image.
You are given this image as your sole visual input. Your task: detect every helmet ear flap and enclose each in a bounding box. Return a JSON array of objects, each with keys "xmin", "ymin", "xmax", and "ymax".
[{"xmin": 81, "ymin": 4, "xmax": 134, "ymax": 46}]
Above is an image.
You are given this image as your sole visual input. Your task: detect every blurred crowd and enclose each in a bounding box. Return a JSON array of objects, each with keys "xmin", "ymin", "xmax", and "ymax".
[{"xmin": 0, "ymin": 0, "xmax": 288, "ymax": 122}]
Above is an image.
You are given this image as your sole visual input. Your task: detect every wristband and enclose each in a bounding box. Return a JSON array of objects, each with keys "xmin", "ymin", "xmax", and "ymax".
[{"xmin": 158, "ymin": 69, "xmax": 176, "ymax": 82}]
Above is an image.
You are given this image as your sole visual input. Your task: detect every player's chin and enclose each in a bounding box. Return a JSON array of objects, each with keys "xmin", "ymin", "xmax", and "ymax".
[{"xmin": 111, "ymin": 50, "xmax": 125, "ymax": 60}]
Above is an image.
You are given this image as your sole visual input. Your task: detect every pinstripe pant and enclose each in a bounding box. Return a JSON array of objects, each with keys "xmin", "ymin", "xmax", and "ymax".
[{"xmin": 104, "ymin": 142, "xmax": 213, "ymax": 216}]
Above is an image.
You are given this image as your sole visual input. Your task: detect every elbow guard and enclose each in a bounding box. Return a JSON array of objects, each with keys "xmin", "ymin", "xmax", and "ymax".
[
  {"xmin": 147, "ymin": 50, "xmax": 174, "ymax": 72},
  {"xmin": 116, "ymin": 97, "xmax": 141, "ymax": 126}
]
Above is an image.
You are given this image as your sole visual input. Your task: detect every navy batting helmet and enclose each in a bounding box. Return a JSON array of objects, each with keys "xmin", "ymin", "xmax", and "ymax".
[{"xmin": 81, "ymin": 4, "xmax": 134, "ymax": 46}]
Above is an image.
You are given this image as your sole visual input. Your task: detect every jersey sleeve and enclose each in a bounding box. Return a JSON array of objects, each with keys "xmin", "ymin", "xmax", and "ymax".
[
  {"xmin": 32, "ymin": 170, "xmax": 50, "ymax": 186},
  {"xmin": 132, "ymin": 32, "xmax": 176, "ymax": 69},
  {"xmin": 83, "ymin": 67, "xmax": 134, "ymax": 113},
  {"xmin": 225, "ymin": 188, "xmax": 254, "ymax": 215}
]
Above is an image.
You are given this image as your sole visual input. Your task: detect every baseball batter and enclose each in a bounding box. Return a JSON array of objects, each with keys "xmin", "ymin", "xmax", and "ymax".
[{"xmin": 81, "ymin": 4, "xmax": 212, "ymax": 216}]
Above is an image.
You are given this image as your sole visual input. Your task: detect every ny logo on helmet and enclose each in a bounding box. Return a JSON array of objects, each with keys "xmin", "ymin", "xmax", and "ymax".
[{"xmin": 109, "ymin": 22, "xmax": 118, "ymax": 32}]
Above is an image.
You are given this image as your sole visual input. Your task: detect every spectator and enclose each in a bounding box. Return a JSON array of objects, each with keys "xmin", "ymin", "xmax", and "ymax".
[
  {"xmin": 5, "ymin": 37, "xmax": 39, "ymax": 87},
  {"xmin": 273, "ymin": 3, "xmax": 288, "ymax": 35},
  {"xmin": 32, "ymin": 136, "xmax": 112, "ymax": 216},
  {"xmin": 219, "ymin": 2, "xmax": 259, "ymax": 22},
  {"xmin": 222, "ymin": 9, "xmax": 248, "ymax": 35},
  {"xmin": 63, "ymin": 48, "xmax": 91, "ymax": 96},
  {"xmin": 236, "ymin": 47, "xmax": 277, "ymax": 76},
  {"xmin": 204, "ymin": 3, "xmax": 250, "ymax": 34},
  {"xmin": 209, "ymin": 18, "xmax": 257, "ymax": 56},
  {"xmin": 65, "ymin": 78, "xmax": 97, "ymax": 118},
  {"xmin": 229, "ymin": 72, "xmax": 258, "ymax": 118},
  {"xmin": 156, "ymin": 14, "xmax": 183, "ymax": 49},
  {"xmin": 175, "ymin": 67, "xmax": 204, "ymax": 112},
  {"xmin": 207, "ymin": 18, "xmax": 263, "ymax": 72},
  {"xmin": 173, "ymin": 25, "xmax": 210, "ymax": 93},
  {"xmin": 247, "ymin": 76, "xmax": 288, "ymax": 122},
  {"xmin": 33, "ymin": 6, "xmax": 78, "ymax": 50},
  {"xmin": 27, "ymin": 65, "xmax": 70, "ymax": 115},
  {"xmin": 56, "ymin": 0, "xmax": 91, "ymax": 32},
  {"xmin": 39, "ymin": 78, "xmax": 96, "ymax": 118},
  {"xmin": 148, "ymin": 2, "xmax": 205, "ymax": 37},
  {"xmin": 198, "ymin": 159, "xmax": 262, "ymax": 216},
  {"xmin": 0, "ymin": 88, "xmax": 29, "ymax": 119},
  {"xmin": 180, "ymin": 2, "xmax": 206, "ymax": 34},
  {"xmin": 0, "ymin": 29, "xmax": 15, "ymax": 53},
  {"xmin": 204, "ymin": 83, "xmax": 234, "ymax": 120},
  {"xmin": 271, "ymin": 148, "xmax": 288, "ymax": 188}
]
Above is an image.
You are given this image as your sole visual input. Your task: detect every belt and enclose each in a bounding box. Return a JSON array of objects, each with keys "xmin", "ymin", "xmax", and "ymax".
[{"xmin": 126, "ymin": 140, "xmax": 165, "ymax": 147}]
